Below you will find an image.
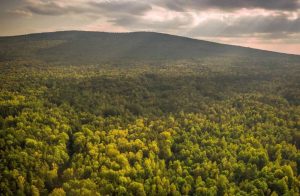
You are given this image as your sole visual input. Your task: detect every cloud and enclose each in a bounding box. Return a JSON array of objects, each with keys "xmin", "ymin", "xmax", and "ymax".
[
  {"xmin": 188, "ymin": 13, "xmax": 300, "ymax": 38},
  {"xmin": 155, "ymin": 0, "xmax": 300, "ymax": 11},
  {"xmin": 6, "ymin": 9, "xmax": 33, "ymax": 17},
  {"xmin": 4, "ymin": 0, "xmax": 300, "ymax": 48},
  {"xmin": 108, "ymin": 7, "xmax": 194, "ymax": 32},
  {"xmin": 90, "ymin": 1, "xmax": 151, "ymax": 16},
  {"xmin": 21, "ymin": 0, "xmax": 300, "ymax": 18},
  {"xmin": 24, "ymin": 0, "xmax": 89, "ymax": 15},
  {"xmin": 22, "ymin": 0, "xmax": 152, "ymax": 16},
  {"xmin": 18, "ymin": 0, "xmax": 193, "ymax": 32}
]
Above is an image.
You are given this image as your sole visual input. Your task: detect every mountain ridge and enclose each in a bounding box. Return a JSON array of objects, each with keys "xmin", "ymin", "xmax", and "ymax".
[
  {"xmin": 0, "ymin": 31, "xmax": 299, "ymax": 64},
  {"xmin": 1, "ymin": 30, "xmax": 298, "ymax": 55}
]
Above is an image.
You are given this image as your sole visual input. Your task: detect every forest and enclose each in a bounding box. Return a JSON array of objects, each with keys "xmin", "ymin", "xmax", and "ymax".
[{"xmin": 0, "ymin": 32, "xmax": 300, "ymax": 195}]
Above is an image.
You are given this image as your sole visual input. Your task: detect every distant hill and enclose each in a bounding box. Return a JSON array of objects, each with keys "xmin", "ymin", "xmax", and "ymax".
[{"xmin": 0, "ymin": 31, "xmax": 299, "ymax": 64}]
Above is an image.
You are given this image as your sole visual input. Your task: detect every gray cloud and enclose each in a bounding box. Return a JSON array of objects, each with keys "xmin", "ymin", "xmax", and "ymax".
[
  {"xmin": 24, "ymin": 0, "xmax": 89, "ymax": 16},
  {"xmin": 26, "ymin": 2, "xmax": 84, "ymax": 15},
  {"xmin": 90, "ymin": 1, "xmax": 151, "ymax": 16},
  {"xmin": 188, "ymin": 14, "xmax": 300, "ymax": 40},
  {"xmin": 108, "ymin": 12, "xmax": 193, "ymax": 32},
  {"xmin": 155, "ymin": 0, "xmax": 300, "ymax": 11},
  {"xmin": 20, "ymin": 0, "xmax": 191, "ymax": 32},
  {"xmin": 5, "ymin": 0, "xmax": 300, "ymax": 44},
  {"xmin": 23, "ymin": 0, "xmax": 151, "ymax": 16},
  {"xmin": 22, "ymin": 0, "xmax": 300, "ymax": 17}
]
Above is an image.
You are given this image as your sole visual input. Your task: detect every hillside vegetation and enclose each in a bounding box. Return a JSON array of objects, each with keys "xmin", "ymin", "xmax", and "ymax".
[
  {"xmin": 1, "ymin": 31, "xmax": 298, "ymax": 64},
  {"xmin": 0, "ymin": 31, "xmax": 300, "ymax": 195}
]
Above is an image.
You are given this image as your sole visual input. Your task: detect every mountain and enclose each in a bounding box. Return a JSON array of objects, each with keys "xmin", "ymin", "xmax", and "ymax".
[
  {"xmin": 0, "ymin": 31, "xmax": 298, "ymax": 64},
  {"xmin": 1, "ymin": 31, "xmax": 300, "ymax": 195}
]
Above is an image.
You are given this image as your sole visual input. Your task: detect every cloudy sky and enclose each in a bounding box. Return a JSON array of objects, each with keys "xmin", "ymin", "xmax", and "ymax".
[{"xmin": 1, "ymin": 0, "xmax": 300, "ymax": 54}]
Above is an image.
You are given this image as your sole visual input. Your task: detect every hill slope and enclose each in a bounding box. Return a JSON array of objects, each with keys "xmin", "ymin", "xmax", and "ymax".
[
  {"xmin": 0, "ymin": 31, "xmax": 298, "ymax": 64},
  {"xmin": 1, "ymin": 31, "xmax": 300, "ymax": 195}
]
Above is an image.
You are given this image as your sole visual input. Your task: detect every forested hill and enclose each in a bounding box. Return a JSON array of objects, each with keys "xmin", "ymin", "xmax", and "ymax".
[
  {"xmin": 0, "ymin": 31, "xmax": 298, "ymax": 64},
  {"xmin": 1, "ymin": 31, "xmax": 300, "ymax": 195}
]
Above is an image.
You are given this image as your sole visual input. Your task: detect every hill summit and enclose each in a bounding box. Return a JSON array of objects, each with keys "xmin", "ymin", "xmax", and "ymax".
[{"xmin": 0, "ymin": 31, "xmax": 297, "ymax": 64}]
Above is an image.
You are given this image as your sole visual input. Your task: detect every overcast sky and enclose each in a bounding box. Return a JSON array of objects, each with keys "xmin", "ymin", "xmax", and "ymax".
[{"xmin": 1, "ymin": 0, "xmax": 300, "ymax": 54}]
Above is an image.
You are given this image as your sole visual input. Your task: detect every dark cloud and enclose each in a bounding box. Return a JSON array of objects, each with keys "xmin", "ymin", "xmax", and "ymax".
[
  {"xmin": 5, "ymin": 0, "xmax": 300, "ymax": 45},
  {"xmin": 156, "ymin": 0, "xmax": 300, "ymax": 11},
  {"xmin": 23, "ymin": 0, "xmax": 300, "ymax": 17},
  {"xmin": 89, "ymin": 1, "xmax": 151, "ymax": 16},
  {"xmin": 109, "ymin": 13, "xmax": 192, "ymax": 32},
  {"xmin": 26, "ymin": 2, "xmax": 80, "ymax": 15},
  {"xmin": 188, "ymin": 14, "xmax": 300, "ymax": 39},
  {"xmin": 23, "ymin": 0, "xmax": 151, "ymax": 16},
  {"xmin": 20, "ymin": 0, "xmax": 300, "ymax": 17},
  {"xmin": 24, "ymin": 1, "xmax": 89, "ymax": 16}
]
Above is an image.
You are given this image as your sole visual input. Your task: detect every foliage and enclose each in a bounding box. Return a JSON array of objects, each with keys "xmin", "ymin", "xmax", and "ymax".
[{"xmin": 0, "ymin": 36, "xmax": 300, "ymax": 195}]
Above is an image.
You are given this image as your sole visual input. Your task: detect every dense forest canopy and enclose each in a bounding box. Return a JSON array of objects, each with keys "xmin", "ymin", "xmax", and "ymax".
[{"xmin": 0, "ymin": 32, "xmax": 300, "ymax": 195}]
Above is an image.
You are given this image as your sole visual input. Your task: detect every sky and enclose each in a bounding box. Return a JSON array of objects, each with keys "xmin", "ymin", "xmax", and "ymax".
[{"xmin": 1, "ymin": 0, "xmax": 300, "ymax": 55}]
